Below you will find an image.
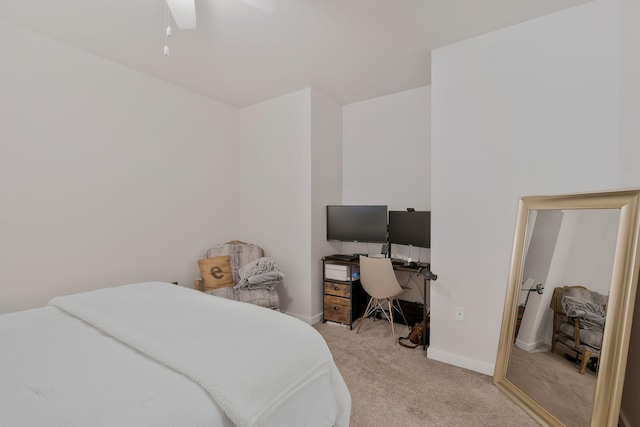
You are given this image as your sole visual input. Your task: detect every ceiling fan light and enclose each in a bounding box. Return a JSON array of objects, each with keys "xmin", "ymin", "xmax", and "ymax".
[
  {"xmin": 166, "ymin": 0, "xmax": 196, "ymax": 29},
  {"xmin": 238, "ymin": 0, "xmax": 282, "ymax": 12}
]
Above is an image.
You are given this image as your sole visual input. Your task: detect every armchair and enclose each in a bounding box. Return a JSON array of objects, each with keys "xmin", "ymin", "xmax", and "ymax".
[
  {"xmin": 195, "ymin": 240, "xmax": 281, "ymax": 310},
  {"xmin": 550, "ymin": 285, "xmax": 607, "ymax": 374}
]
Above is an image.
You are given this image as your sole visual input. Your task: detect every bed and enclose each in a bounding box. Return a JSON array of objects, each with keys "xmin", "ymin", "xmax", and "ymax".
[{"xmin": 0, "ymin": 282, "xmax": 351, "ymax": 427}]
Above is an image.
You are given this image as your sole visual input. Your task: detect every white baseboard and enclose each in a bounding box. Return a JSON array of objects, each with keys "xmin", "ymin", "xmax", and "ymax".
[
  {"xmin": 283, "ymin": 310, "xmax": 323, "ymax": 325},
  {"xmin": 427, "ymin": 347, "xmax": 495, "ymax": 376},
  {"xmin": 515, "ymin": 338, "xmax": 549, "ymax": 353},
  {"xmin": 310, "ymin": 312, "xmax": 324, "ymax": 325}
]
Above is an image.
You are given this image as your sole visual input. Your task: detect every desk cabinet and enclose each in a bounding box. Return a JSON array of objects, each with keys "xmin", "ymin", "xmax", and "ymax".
[{"xmin": 322, "ymin": 259, "xmax": 367, "ymax": 329}]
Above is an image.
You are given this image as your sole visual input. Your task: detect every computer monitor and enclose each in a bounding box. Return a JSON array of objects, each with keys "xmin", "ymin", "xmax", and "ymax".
[
  {"xmin": 326, "ymin": 205, "xmax": 388, "ymax": 243},
  {"xmin": 388, "ymin": 210, "xmax": 431, "ymax": 248}
]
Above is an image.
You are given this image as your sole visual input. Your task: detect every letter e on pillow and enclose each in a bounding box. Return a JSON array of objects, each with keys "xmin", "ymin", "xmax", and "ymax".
[{"xmin": 198, "ymin": 255, "xmax": 234, "ymax": 290}]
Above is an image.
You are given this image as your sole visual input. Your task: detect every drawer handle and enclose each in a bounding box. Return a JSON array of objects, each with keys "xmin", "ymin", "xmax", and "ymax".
[
  {"xmin": 333, "ymin": 286, "xmax": 340, "ymax": 291},
  {"xmin": 333, "ymin": 306, "xmax": 341, "ymax": 311}
]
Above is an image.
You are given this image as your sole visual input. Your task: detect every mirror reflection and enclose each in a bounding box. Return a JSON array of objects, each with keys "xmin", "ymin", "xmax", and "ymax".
[{"xmin": 507, "ymin": 208, "xmax": 620, "ymax": 427}]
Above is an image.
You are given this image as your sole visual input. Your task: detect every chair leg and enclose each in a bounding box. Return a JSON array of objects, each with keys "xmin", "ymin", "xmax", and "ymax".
[
  {"xmin": 393, "ymin": 298, "xmax": 410, "ymax": 332},
  {"xmin": 579, "ymin": 350, "xmax": 592, "ymax": 375},
  {"xmin": 388, "ymin": 299, "xmax": 396, "ymax": 344},
  {"xmin": 356, "ymin": 297, "xmax": 374, "ymax": 334},
  {"xmin": 358, "ymin": 296, "xmax": 407, "ymax": 345}
]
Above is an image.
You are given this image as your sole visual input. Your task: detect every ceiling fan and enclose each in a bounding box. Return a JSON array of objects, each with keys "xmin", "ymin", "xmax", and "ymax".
[{"xmin": 166, "ymin": 0, "xmax": 282, "ymax": 30}]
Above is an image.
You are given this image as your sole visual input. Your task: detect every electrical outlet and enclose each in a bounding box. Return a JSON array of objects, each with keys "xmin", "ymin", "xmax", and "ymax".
[{"xmin": 455, "ymin": 306, "xmax": 464, "ymax": 321}]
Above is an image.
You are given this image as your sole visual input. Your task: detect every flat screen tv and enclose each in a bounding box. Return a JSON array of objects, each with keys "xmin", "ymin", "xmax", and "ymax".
[
  {"xmin": 388, "ymin": 210, "xmax": 431, "ymax": 248},
  {"xmin": 326, "ymin": 205, "xmax": 388, "ymax": 243}
]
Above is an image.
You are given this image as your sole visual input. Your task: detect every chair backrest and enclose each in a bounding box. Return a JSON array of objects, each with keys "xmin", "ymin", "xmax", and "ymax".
[
  {"xmin": 550, "ymin": 285, "xmax": 587, "ymax": 335},
  {"xmin": 206, "ymin": 240, "xmax": 263, "ymax": 283},
  {"xmin": 551, "ymin": 285, "xmax": 588, "ymax": 311},
  {"xmin": 359, "ymin": 256, "xmax": 404, "ymax": 299},
  {"xmin": 551, "ymin": 285, "xmax": 608, "ymax": 314},
  {"xmin": 550, "ymin": 285, "xmax": 608, "ymax": 339}
]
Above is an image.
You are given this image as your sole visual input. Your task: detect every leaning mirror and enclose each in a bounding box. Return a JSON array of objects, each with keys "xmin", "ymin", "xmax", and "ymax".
[{"xmin": 494, "ymin": 189, "xmax": 640, "ymax": 427}]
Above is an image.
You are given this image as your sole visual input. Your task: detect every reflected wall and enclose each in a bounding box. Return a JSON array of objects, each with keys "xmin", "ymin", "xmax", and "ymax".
[{"xmin": 515, "ymin": 209, "xmax": 619, "ymax": 353}]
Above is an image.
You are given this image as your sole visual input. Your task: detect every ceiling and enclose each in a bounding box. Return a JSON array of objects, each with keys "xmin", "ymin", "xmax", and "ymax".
[{"xmin": 1, "ymin": 0, "xmax": 590, "ymax": 107}]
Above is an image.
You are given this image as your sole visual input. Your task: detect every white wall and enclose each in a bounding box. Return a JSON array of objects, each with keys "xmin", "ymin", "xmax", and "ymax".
[
  {"xmin": 0, "ymin": 21, "xmax": 239, "ymax": 314},
  {"xmin": 238, "ymin": 88, "xmax": 343, "ymax": 323},
  {"xmin": 517, "ymin": 209, "xmax": 619, "ymax": 351},
  {"xmin": 342, "ymin": 86, "xmax": 431, "ymax": 302},
  {"xmin": 310, "ymin": 89, "xmax": 344, "ymax": 321},
  {"xmin": 548, "ymin": 210, "xmax": 619, "ymax": 296},
  {"xmin": 520, "ymin": 210, "xmax": 564, "ymax": 301},
  {"xmin": 619, "ymin": 0, "xmax": 640, "ymax": 424},
  {"xmin": 238, "ymin": 89, "xmax": 312, "ymax": 319},
  {"xmin": 515, "ymin": 210, "xmax": 563, "ymax": 348},
  {"xmin": 343, "ymin": 86, "xmax": 431, "ymax": 210},
  {"xmin": 619, "ymin": 0, "xmax": 640, "ymax": 189},
  {"xmin": 430, "ymin": 0, "xmax": 619, "ymax": 374},
  {"xmin": 531, "ymin": 209, "xmax": 618, "ymax": 347}
]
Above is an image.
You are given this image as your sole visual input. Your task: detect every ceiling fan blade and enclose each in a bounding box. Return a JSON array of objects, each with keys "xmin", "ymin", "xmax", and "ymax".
[
  {"xmin": 238, "ymin": 0, "xmax": 281, "ymax": 12},
  {"xmin": 167, "ymin": 0, "xmax": 196, "ymax": 29}
]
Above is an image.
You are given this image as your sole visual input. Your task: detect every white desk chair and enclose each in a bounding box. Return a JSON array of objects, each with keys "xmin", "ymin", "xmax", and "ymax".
[{"xmin": 356, "ymin": 256, "xmax": 410, "ymax": 344}]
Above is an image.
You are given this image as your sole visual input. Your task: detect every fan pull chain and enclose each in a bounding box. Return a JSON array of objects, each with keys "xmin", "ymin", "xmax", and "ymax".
[{"xmin": 164, "ymin": 1, "xmax": 171, "ymax": 56}]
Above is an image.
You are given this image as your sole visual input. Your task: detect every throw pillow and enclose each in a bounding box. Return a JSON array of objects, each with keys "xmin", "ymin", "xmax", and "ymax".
[{"xmin": 198, "ymin": 255, "xmax": 234, "ymax": 290}]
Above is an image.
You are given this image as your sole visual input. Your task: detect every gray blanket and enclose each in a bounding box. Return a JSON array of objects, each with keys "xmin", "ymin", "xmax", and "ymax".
[
  {"xmin": 561, "ymin": 295, "xmax": 606, "ymax": 330},
  {"xmin": 234, "ymin": 257, "xmax": 285, "ymax": 290}
]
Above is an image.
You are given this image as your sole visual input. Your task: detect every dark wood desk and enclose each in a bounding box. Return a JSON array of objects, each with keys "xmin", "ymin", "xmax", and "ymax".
[{"xmin": 322, "ymin": 256, "xmax": 433, "ymax": 350}]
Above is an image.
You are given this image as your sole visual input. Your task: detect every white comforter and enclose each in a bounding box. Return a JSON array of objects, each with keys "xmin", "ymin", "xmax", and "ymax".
[{"xmin": 0, "ymin": 282, "xmax": 351, "ymax": 427}]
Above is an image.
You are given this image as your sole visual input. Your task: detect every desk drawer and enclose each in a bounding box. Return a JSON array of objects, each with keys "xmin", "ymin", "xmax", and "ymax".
[
  {"xmin": 324, "ymin": 281, "xmax": 351, "ymax": 298},
  {"xmin": 324, "ymin": 295, "xmax": 351, "ymax": 324}
]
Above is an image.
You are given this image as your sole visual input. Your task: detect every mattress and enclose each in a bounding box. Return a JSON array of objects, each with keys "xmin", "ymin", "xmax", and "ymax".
[{"xmin": 0, "ymin": 282, "xmax": 350, "ymax": 426}]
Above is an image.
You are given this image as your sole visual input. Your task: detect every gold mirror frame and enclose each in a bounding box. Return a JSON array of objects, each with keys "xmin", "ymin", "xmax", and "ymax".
[{"xmin": 493, "ymin": 189, "xmax": 640, "ymax": 427}]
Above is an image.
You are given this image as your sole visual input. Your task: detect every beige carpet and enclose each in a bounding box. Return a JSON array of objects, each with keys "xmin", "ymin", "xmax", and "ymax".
[
  {"xmin": 315, "ymin": 320, "xmax": 539, "ymax": 427},
  {"xmin": 508, "ymin": 343, "xmax": 596, "ymax": 427}
]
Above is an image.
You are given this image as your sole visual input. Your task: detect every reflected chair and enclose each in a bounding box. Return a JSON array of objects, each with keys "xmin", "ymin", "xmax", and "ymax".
[
  {"xmin": 356, "ymin": 256, "xmax": 410, "ymax": 344},
  {"xmin": 550, "ymin": 285, "xmax": 607, "ymax": 374}
]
